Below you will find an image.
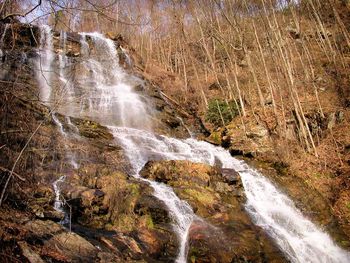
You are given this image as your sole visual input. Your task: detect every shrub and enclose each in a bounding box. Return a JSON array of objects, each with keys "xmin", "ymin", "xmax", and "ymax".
[{"xmin": 205, "ymin": 99, "xmax": 239, "ymax": 127}]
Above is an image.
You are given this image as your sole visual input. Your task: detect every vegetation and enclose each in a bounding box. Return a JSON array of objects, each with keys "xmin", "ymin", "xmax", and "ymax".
[{"xmin": 206, "ymin": 99, "xmax": 240, "ymax": 127}]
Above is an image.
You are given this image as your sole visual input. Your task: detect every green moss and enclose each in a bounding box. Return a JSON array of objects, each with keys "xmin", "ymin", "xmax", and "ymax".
[
  {"xmin": 272, "ymin": 161, "xmax": 289, "ymax": 176},
  {"xmin": 208, "ymin": 131, "xmax": 222, "ymax": 145},
  {"xmin": 183, "ymin": 188, "xmax": 216, "ymax": 206},
  {"xmin": 127, "ymin": 183, "xmax": 140, "ymax": 195},
  {"xmin": 341, "ymin": 240, "xmax": 350, "ymax": 247},
  {"xmin": 205, "ymin": 99, "xmax": 239, "ymax": 127},
  {"xmin": 115, "ymin": 214, "xmax": 135, "ymax": 232},
  {"xmin": 145, "ymin": 215, "xmax": 154, "ymax": 229},
  {"xmin": 346, "ymin": 202, "xmax": 350, "ymax": 211}
]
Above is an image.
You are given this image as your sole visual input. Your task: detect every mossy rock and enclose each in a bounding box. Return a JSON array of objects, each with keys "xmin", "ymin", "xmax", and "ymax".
[{"xmin": 70, "ymin": 118, "xmax": 113, "ymax": 140}]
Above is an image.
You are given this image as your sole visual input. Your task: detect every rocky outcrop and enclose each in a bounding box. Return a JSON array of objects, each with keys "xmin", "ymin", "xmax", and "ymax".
[
  {"xmin": 141, "ymin": 160, "xmax": 286, "ymax": 262},
  {"xmin": 59, "ymin": 166, "xmax": 179, "ymax": 261},
  {"xmin": 206, "ymin": 117, "xmax": 272, "ymax": 158}
]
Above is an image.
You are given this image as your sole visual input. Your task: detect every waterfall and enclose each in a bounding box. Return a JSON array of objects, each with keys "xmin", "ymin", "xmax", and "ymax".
[
  {"xmin": 110, "ymin": 127, "xmax": 350, "ymax": 263},
  {"xmin": 36, "ymin": 25, "xmax": 54, "ymax": 103},
  {"xmin": 120, "ymin": 46, "xmax": 133, "ymax": 67},
  {"xmin": 34, "ymin": 28, "xmax": 349, "ymax": 262},
  {"xmin": 110, "ymin": 127, "xmax": 195, "ymax": 262},
  {"xmin": 58, "ymin": 31, "xmax": 68, "ymax": 87},
  {"xmin": 75, "ymin": 33, "xmax": 194, "ymax": 261},
  {"xmin": 51, "ymin": 112, "xmax": 79, "ymax": 225}
]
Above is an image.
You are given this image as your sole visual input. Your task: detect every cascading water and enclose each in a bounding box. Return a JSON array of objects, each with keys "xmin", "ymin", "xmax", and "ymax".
[
  {"xmin": 109, "ymin": 127, "xmax": 350, "ymax": 263},
  {"xmin": 120, "ymin": 46, "xmax": 133, "ymax": 67},
  {"xmin": 36, "ymin": 25, "xmax": 54, "ymax": 103},
  {"xmin": 35, "ymin": 27, "xmax": 350, "ymax": 262},
  {"xmin": 110, "ymin": 127, "xmax": 195, "ymax": 262},
  {"xmin": 67, "ymin": 32, "xmax": 153, "ymax": 130},
  {"xmin": 51, "ymin": 112, "xmax": 78, "ymax": 225},
  {"xmin": 74, "ymin": 33, "xmax": 195, "ymax": 262}
]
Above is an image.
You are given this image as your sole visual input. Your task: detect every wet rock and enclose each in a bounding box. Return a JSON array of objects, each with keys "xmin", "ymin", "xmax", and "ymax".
[
  {"xmin": 23, "ymin": 220, "xmax": 99, "ymax": 261},
  {"xmin": 33, "ymin": 185, "xmax": 55, "ymax": 199},
  {"xmin": 165, "ymin": 116, "xmax": 181, "ymax": 128},
  {"xmin": 142, "ymin": 160, "xmax": 212, "ymax": 187},
  {"xmin": 133, "ymin": 227, "xmax": 178, "ymax": 260},
  {"xmin": 43, "ymin": 209, "xmax": 65, "ymax": 222},
  {"xmin": 221, "ymin": 168, "xmax": 241, "ymax": 185},
  {"xmin": 188, "ymin": 219, "xmax": 235, "ymax": 263},
  {"xmin": 60, "ymin": 168, "xmax": 179, "ymax": 261},
  {"xmin": 140, "ymin": 160, "xmax": 286, "ymax": 262},
  {"xmin": 134, "ymin": 195, "xmax": 171, "ymax": 225},
  {"xmin": 28, "ymin": 186, "xmax": 62, "ymax": 220}
]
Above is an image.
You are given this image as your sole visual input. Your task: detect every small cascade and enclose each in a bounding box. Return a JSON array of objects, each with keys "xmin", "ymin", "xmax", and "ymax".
[
  {"xmin": 36, "ymin": 25, "xmax": 54, "ymax": 103},
  {"xmin": 110, "ymin": 127, "xmax": 196, "ymax": 262},
  {"xmin": 51, "ymin": 112, "xmax": 79, "ymax": 223},
  {"xmin": 58, "ymin": 31, "xmax": 68, "ymax": 85},
  {"xmin": 53, "ymin": 175, "xmax": 66, "ymax": 211},
  {"xmin": 66, "ymin": 116, "xmax": 80, "ymax": 135},
  {"xmin": 176, "ymin": 116, "xmax": 194, "ymax": 138},
  {"xmin": 52, "ymin": 112, "xmax": 66, "ymax": 136},
  {"xmin": 120, "ymin": 46, "xmax": 133, "ymax": 67},
  {"xmin": 110, "ymin": 127, "xmax": 350, "ymax": 263},
  {"xmin": 148, "ymin": 180, "xmax": 194, "ymax": 262}
]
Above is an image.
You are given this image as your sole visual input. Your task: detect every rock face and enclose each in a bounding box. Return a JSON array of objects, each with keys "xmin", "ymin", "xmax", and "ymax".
[
  {"xmin": 60, "ymin": 167, "xmax": 179, "ymax": 261},
  {"xmin": 141, "ymin": 160, "xmax": 286, "ymax": 262},
  {"xmin": 207, "ymin": 117, "xmax": 273, "ymax": 158}
]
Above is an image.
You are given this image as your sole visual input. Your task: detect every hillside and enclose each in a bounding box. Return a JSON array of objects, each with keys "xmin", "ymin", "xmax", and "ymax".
[{"xmin": 0, "ymin": 1, "xmax": 350, "ymax": 263}]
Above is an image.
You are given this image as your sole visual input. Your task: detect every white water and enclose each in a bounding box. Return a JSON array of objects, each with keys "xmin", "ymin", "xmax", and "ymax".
[
  {"xmin": 120, "ymin": 46, "xmax": 133, "ymax": 67},
  {"xmin": 75, "ymin": 33, "xmax": 195, "ymax": 262},
  {"xmin": 36, "ymin": 25, "xmax": 54, "ymax": 103},
  {"xmin": 51, "ymin": 112, "xmax": 78, "ymax": 225},
  {"xmin": 53, "ymin": 175, "xmax": 66, "ymax": 212},
  {"xmin": 110, "ymin": 127, "xmax": 195, "ymax": 262},
  {"xmin": 35, "ymin": 28, "xmax": 350, "ymax": 262},
  {"xmin": 46, "ymin": 32, "xmax": 193, "ymax": 261},
  {"xmin": 58, "ymin": 31, "xmax": 69, "ymax": 90},
  {"xmin": 69, "ymin": 33, "xmax": 153, "ymax": 129},
  {"xmin": 110, "ymin": 127, "xmax": 350, "ymax": 263}
]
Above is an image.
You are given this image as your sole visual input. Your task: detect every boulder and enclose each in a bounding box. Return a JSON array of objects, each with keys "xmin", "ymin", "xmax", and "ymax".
[
  {"xmin": 218, "ymin": 117, "xmax": 273, "ymax": 157},
  {"xmin": 44, "ymin": 232, "xmax": 98, "ymax": 261},
  {"xmin": 18, "ymin": 241, "xmax": 45, "ymax": 263}
]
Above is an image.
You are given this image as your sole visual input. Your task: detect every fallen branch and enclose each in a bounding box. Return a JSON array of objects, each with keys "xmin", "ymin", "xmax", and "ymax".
[
  {"xmin": 1, "ymin": 0, "xmax": 41, "ymax": 22},
  {"xmin": 0, "ymin": 166, "xmax": 25, "ymax": 182}
]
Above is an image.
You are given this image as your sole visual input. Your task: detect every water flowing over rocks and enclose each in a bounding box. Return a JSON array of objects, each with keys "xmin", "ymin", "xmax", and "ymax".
[
  {"xmin": 141, "ymin": 160, "xmax": 286, "ymax": 262},
  {"xmin": 1, "ymin": 22, "xmax": 350, "ymax": 263}
]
